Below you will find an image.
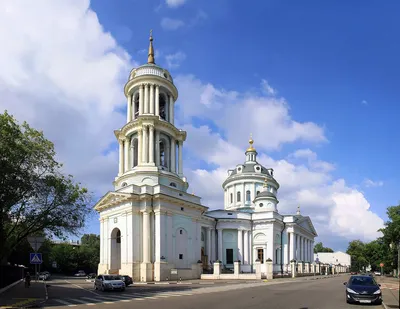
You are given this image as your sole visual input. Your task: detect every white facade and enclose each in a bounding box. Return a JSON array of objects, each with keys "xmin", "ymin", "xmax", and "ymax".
[
  {"xmin": 94, "ymin": 33, "xmax": 318, "ymax": 282},
  {"xmin": 314, "ymin": 251, "xmax": 351, "ymax": 267}
]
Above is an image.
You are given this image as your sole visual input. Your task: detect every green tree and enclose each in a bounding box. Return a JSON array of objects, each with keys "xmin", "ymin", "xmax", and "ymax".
[
  {"xmin": 0, "ymin": 111, "xmax": 93, "ymax": 263},
  {"xmin": 79, "ymin": 234, "xmax": 100, "ymax": 272},
  {"xmin": 314, "ymin": 242, "xmax": 334, "ymax": 253},
  {"xmin": 379, "ymin": 204, "xmax": 400, "ymax": 271},
  {"xmin": 346, "ymin": 240, "xmax": 368, "ymax": 272}
]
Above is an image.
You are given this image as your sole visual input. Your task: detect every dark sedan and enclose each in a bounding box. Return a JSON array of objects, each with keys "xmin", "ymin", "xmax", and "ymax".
[{"xmin": 343, "ymin": 275, "xmax": 382, "ymax": 305}]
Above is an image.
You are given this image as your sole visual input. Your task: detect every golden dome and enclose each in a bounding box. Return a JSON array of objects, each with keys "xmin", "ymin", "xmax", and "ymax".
[{"xmin": 246, "ymin": 133, "xmax": 257, "ymax": 152}]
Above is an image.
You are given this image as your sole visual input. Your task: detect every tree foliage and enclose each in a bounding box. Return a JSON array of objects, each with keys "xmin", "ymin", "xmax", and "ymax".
[
  {"xmin": 0, "ymin": 111, "xmax": 93, "ymax": 263},
  {"xmin": 314, "ymin": 242, "xmax": 334, "ymax": 253},
  {"xmin": 346, "ymin": 240, "xmax": 368, "ymax": 272}
]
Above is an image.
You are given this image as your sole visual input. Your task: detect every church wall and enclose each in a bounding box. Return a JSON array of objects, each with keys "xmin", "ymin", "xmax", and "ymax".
[
  {"xmin": 222, "ymin": 229, "xmax": 238, "ymax": 266},
  {"xmin": 172, "ymin": 214, "xmax": 196, "ymax": 267}
]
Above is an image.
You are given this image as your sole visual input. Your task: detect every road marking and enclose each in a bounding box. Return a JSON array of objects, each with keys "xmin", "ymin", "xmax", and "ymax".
[
  {"xmin": 64, "ymin": 280, "xmax": 100, "ymax": 296},
  {"xmin": 68, "ymin": 298, "xmax": 96, "ymax": 306},
  {"xmin": 53, "ymin": 299, "xmax": 77, "ymax": 307},
  {"xmin": 81, "ymin": 297, "xmax": 105, "ymax": 304}
]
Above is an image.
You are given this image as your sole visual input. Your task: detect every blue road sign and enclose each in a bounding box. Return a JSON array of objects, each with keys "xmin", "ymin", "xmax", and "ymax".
[{"xmin": 30, "ymin": 253, "xmax": 42, "ymax": 264}]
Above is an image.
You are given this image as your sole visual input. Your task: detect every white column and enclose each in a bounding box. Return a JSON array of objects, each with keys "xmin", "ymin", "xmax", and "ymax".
[
  {"xmin": 196, "ymin": 223, "xmax": 201, "ymax": 261},
  {"xmin": 249, "ymin": 231, "xmax": 253, "ymax": 264},
  {"xmin": 244, "ymin": 230, "xmax": 249, "ymax": 264},
  {"xmin": 169, "ymin": 95, "xmax": 174, "ymax": 125},
  {"xmin": 238, "ymin": 230, "xmax": 243, "ymax": 264},
  {"xmin": 142, "ymin": 126, "xmax": 147, "ymax": 163},
  {"xmin": 155, "ymin": 85, "xmax": 160, "ymax": 116},
  {"xmin": 211, "ymin": 229, "xmax": 216, "ymax": 261},
  {"xmin": 155, "ymin": 130, "xmax": 160, "ymax": 166},
  {"xmin": 311, "ymin": 241, "xmax": 314, "ymax": 262},
  {"xmin": 124, "ymin": 138, "xmax": 129, "ymax": 172},
  {"xmin": 295, "ymin": 234, "xmax": 298, "ymax": 260},
  {"xmin": 127, "ymin": 94, "xmax": 132, "ymax": 123},
  {"xmin": 137, "ymin": 129, "xmax": 142, "ymax": 164},
  {"xmin": 144, "ymin": 84, "xmax": 149, "ymax": 114},
  {"xmin": 139, "ymin": 85, "xmax": 144, "ymax": 115},
  {"xmin": 150, "ymin": 84, "xmax": 154, "ymax": 114},
  {"xmin": 170, "ymin": 139, "xmax": 176, "ymax": 173},
  {"xmin": 142, "ymin": 211, "xmax": 150, "ymax": 263},
  {"xmin": 242, "ymin": 182, "xmax": 245, "ymax": 204},
  {"xmin": 207, "ymin": 228, "xmax": 212, "ymax": 261},
  {"xmin": 149, "ymin": 125, "xmax": 154, "ymax": 164},
  {"xmin": 178, "ymin": 141, "xmax": 183, "ymax": 175},
  {"xmin": 118, "ymin": 139, "xmax": 123, "ymax": 174},
  {"xmin": 218, "ymin": 229, "xmax": 223, "ymax": 261},
  {"xmin": 99, "ymin": 219, "xmax": 104, "ymax": 264},
  {"xmin": 306, "ymin": 239, "xmax": 309, "ymax": 262},
  {"xmin": 132, "ymin": 94, "xmax": 137, "ymax": 120},
  {"xmin": 155, "ymin": 211, "xmax": 165, "ymax": 262}
]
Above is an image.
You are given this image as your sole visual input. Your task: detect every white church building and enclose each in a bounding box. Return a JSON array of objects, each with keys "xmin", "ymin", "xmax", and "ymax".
[{"xmin": 94, "ymin": 33, "xmax": 318, "ymax": 282}]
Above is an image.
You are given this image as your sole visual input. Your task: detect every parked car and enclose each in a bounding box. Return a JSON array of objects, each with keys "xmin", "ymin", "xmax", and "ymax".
[
  {"xmin": 343, "ymin": 275, "xmax": 382, "ymax": 305},
  {"xmin": 87, "ymin": 273, "xmax": 96, "ymax": 279},
  {"xmin": 117, "ymin": 275, "xmax": 133, "ymax": 286},
  {"xmin": 38, "ymin": 272, "xmax": 49, "ymax": 280},
  {"xmin": 374, "ymin": 271, "xmax": 381, "ymax": 276},
  {"xmin": 74, "ymin": 270, "xmax": 86, "ymax": 277},
  {"xmin": 94, "ymin": 275, "xmax": 125, "ymax": 291}
]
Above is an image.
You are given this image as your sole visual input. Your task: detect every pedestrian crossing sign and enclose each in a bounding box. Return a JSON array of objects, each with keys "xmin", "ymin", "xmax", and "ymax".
[{"xmin": 30, "ymin": 253, "xmax": 42, "ymax": 264}]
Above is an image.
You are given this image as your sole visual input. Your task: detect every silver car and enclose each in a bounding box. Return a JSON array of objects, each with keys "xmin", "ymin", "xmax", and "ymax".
[{"xmin": 94, "ymin": 275, "xmax": 125, "ymax": 291}]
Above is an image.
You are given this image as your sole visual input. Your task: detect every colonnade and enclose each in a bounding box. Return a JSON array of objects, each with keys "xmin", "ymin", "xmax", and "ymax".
[
  {"xmin": 288, "ymin": 232, "xmax": 314, "ymax": 263},
  {"xmin": 126, "ymin": 83, "xmax": 175, "ymax": 125},
  {"xmin": 118, "ymin": 128, "xmax": 183, "ymax": 175}
]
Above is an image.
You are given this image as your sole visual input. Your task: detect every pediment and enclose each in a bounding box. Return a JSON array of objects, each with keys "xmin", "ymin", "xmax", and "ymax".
[
  {"xmin": 94, "ymin": 191, "xmax": 133, "ymax": 212},
  {"xmin": 297, "ymin": 216, "xmax": 318, "ymax": 236}
]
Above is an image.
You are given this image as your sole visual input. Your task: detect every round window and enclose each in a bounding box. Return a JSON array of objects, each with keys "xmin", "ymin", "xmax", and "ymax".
[
  {"xmin": 259, "ymin": 203, "xmax": 264, "ymax": 207},
  {"xmin": 256, "ymin": 166, "xmax": 260, "ymax": 171},
  {"xmin": 238, "ymin": 167, "xmax": 241, "ymax": 171}
]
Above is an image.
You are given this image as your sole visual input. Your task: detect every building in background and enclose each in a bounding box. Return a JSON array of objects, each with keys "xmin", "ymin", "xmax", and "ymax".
[
  {"xmin": 94, "ymin": 32, "xmax": 318, "ymax": 281},
  {"xmin": 313, "ymin": 251, "xmax": 351, "ymax": 267}
]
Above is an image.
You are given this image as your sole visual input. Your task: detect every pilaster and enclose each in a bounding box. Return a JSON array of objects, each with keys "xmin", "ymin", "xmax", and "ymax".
[
  {"xmin": 178, "ymin": 141, "xmax": 183, "ymax": 175},
  {"xmin": 139, "ymin": 84, "xmax": 144, "ymax": 115},
  {"xmin": 127, "ymin": 94, "xmax": 132, "ymax": 123},
  {"xmin": 169, "ymin": 95, "xmax": 174, "ymax": 125},
  {"xmin": 150, "ymin": 84, "xmax": 154, "ymax": 114},
  {"xmin": 144, "ymin": 84, "xmax": 149, "ymax": 114},
  {"xmin": 137, "ymin": 128, "xmax": 142, "ymax": 165},
  {"xmin": 118, "ymin": 139, "xmax": 123, "ymax": 175},
  {"xmin": 170, "ymin": 138, "xmax": 176, "ymax": 173},
  {"xmin": 149, "ymin": 125, "xmax": 155, "ymax": 164}
]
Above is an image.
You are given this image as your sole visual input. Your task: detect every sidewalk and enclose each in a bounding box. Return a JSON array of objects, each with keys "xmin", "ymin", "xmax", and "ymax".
[
  {"xmin": 376, "ymin": 276, "xmax": 399, "ymax": 309},
  {"xmin": 0, "ymin": 280, "xmax": 47, "ymax": 308}
]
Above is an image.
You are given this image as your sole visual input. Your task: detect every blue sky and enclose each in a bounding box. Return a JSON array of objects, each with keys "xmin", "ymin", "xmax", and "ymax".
[
  {"xmin": 1, "ymin": 0, "xmax": 399, "ymax": 251},
  {"xmin": 91, "ymin": 0, "xmax": 399, "ymax": 218}
]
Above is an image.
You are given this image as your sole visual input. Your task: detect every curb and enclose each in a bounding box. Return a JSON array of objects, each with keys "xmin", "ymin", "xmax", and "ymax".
[
  {"xmin": 0, "ymin": 279, "xmax": 23, "ymax": 295},
  {"xmin": 381, "ymin": 301, "xmax": 388, "ymax": 309}
]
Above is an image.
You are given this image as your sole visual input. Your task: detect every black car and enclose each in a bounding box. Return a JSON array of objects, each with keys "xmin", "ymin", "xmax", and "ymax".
[
  {"xmin": 117, "ymin": 275, "xmax": 133, "ymax": 286},
  {"xmin": 343, "ymin": 275, "xmax": 382, "ymax": 305}
]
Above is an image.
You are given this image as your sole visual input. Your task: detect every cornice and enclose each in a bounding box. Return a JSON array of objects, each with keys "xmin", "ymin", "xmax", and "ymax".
[
  {"xmin": 222, "ymin": 174, "xmax": 279, "ymax": 189},
  {"xmin": 116, "ymin": 117, "xmax": 186, "ymax": 142}
]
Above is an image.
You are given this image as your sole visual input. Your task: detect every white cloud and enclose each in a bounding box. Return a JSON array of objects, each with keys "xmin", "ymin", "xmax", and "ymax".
[
  {"xmin": 160, "ymin": 17, "xmax": 184, "ymax": 30},
  {"xmin": 175, "ymin": 75, "xmax": 384, "ymax": 244},
  {"xmin": 261, "ymin": 79, "xmax": 276, "ymax": 96},
  {"xmin": 362, "ymin": 100, "xmax": 368, "ymax": 105},
  {"xmin": 0, "ymin": 0, "xmax": 133, "ymax": 195},
  {"xmin": 165, "ymin": 51, "xmax": 186, "ymax": 69},
  {"xmin": 165, "ymin": 0, "xmax": 187, "ymax": 8},
  {"xmin": 175, "ymin": 75, "xmax": 327, "ymax": 151},
  {"xmin": 189, "ymin": 10, "xmax": 208, "ymax": 27},
  {"xmin": 363, "ymin": 178, "xmax": 384, "ymax": 188}
]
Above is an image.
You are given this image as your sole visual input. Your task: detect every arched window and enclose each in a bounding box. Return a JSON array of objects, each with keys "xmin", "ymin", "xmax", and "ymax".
[
  {"xmin": 159, "ymin": 94, "xmax": 166, "ymax": 120},
  {"xmin": 256, "ymin": 190, "xmax": 260, "ymax": 195},
  {"xmin": 230, "ymin": 193, "xmax": 233, "ymax": 204},
  {"xmin": 134, "ymin": 94, "xmax": 139, "ymax": 119},
  {"xmin": 160, "ymin": 141, "xmax": 166, "ymax": 167},
  {"xmin": 132, "ymin": 138, "xmax": 138, "ymax": 167},
  {"xmin": 246, "ymin": 190, "xmax": 251, "ymax": 202},
  {"xmin": 237, "ymin": 191, "xmax": 241, "ymax": 202},
  {"xmin": 116, "ymin": 230, "xmax": 121, "ymax": 244}
]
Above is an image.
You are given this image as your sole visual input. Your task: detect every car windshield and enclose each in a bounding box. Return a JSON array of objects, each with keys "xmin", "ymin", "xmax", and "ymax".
[
  {"xmin": 114, "ymin": 276, "xmax": 123, "ymax": 280},
  {"xmin": 103, "ymin": 275, "xmax": 116, "ymax": 280},
  {"xmin": 350, "ymin": 277, "xmax": 376, "ymax": 286}
]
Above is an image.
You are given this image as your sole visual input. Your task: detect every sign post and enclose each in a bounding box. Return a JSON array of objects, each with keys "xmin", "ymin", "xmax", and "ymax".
[{"xmin": 27, "ymin": 236, "xmax": 45, "ymax": 281}]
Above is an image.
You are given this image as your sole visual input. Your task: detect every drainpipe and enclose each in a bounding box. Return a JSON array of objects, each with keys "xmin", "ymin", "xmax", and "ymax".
[{"xmin": 280, "ymin": 221, "xmax": 286, "ymax": 276}]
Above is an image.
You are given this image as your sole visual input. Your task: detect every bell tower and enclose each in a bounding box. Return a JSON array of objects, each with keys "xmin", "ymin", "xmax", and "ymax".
[{"xmin": 114, "ymin": 31, "xmax": 188, "ymax": 191}]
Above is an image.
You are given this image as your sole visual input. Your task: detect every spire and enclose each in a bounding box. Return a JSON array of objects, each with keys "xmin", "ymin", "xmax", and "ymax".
[
  {"xmin": 296, "ymin": 205, "xmax": 301, "ymax": 215},
  {"xmin": 148, "ymin": 29, "xmax": 155, "ymax": 64},
  {"xmin": 246, "ymin": 133, "xmax": 256, "ymax": 152}
]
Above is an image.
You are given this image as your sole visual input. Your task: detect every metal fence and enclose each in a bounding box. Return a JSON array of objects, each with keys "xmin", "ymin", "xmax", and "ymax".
[{"xmin": 0, "ymin": 265, "xmax": 26, "ymax": 289}]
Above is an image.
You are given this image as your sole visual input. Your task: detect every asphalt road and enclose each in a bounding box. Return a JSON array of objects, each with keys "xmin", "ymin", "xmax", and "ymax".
[{"xmin": 41, "ymin": 275, "xmax": 383, "ymax": 309}]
